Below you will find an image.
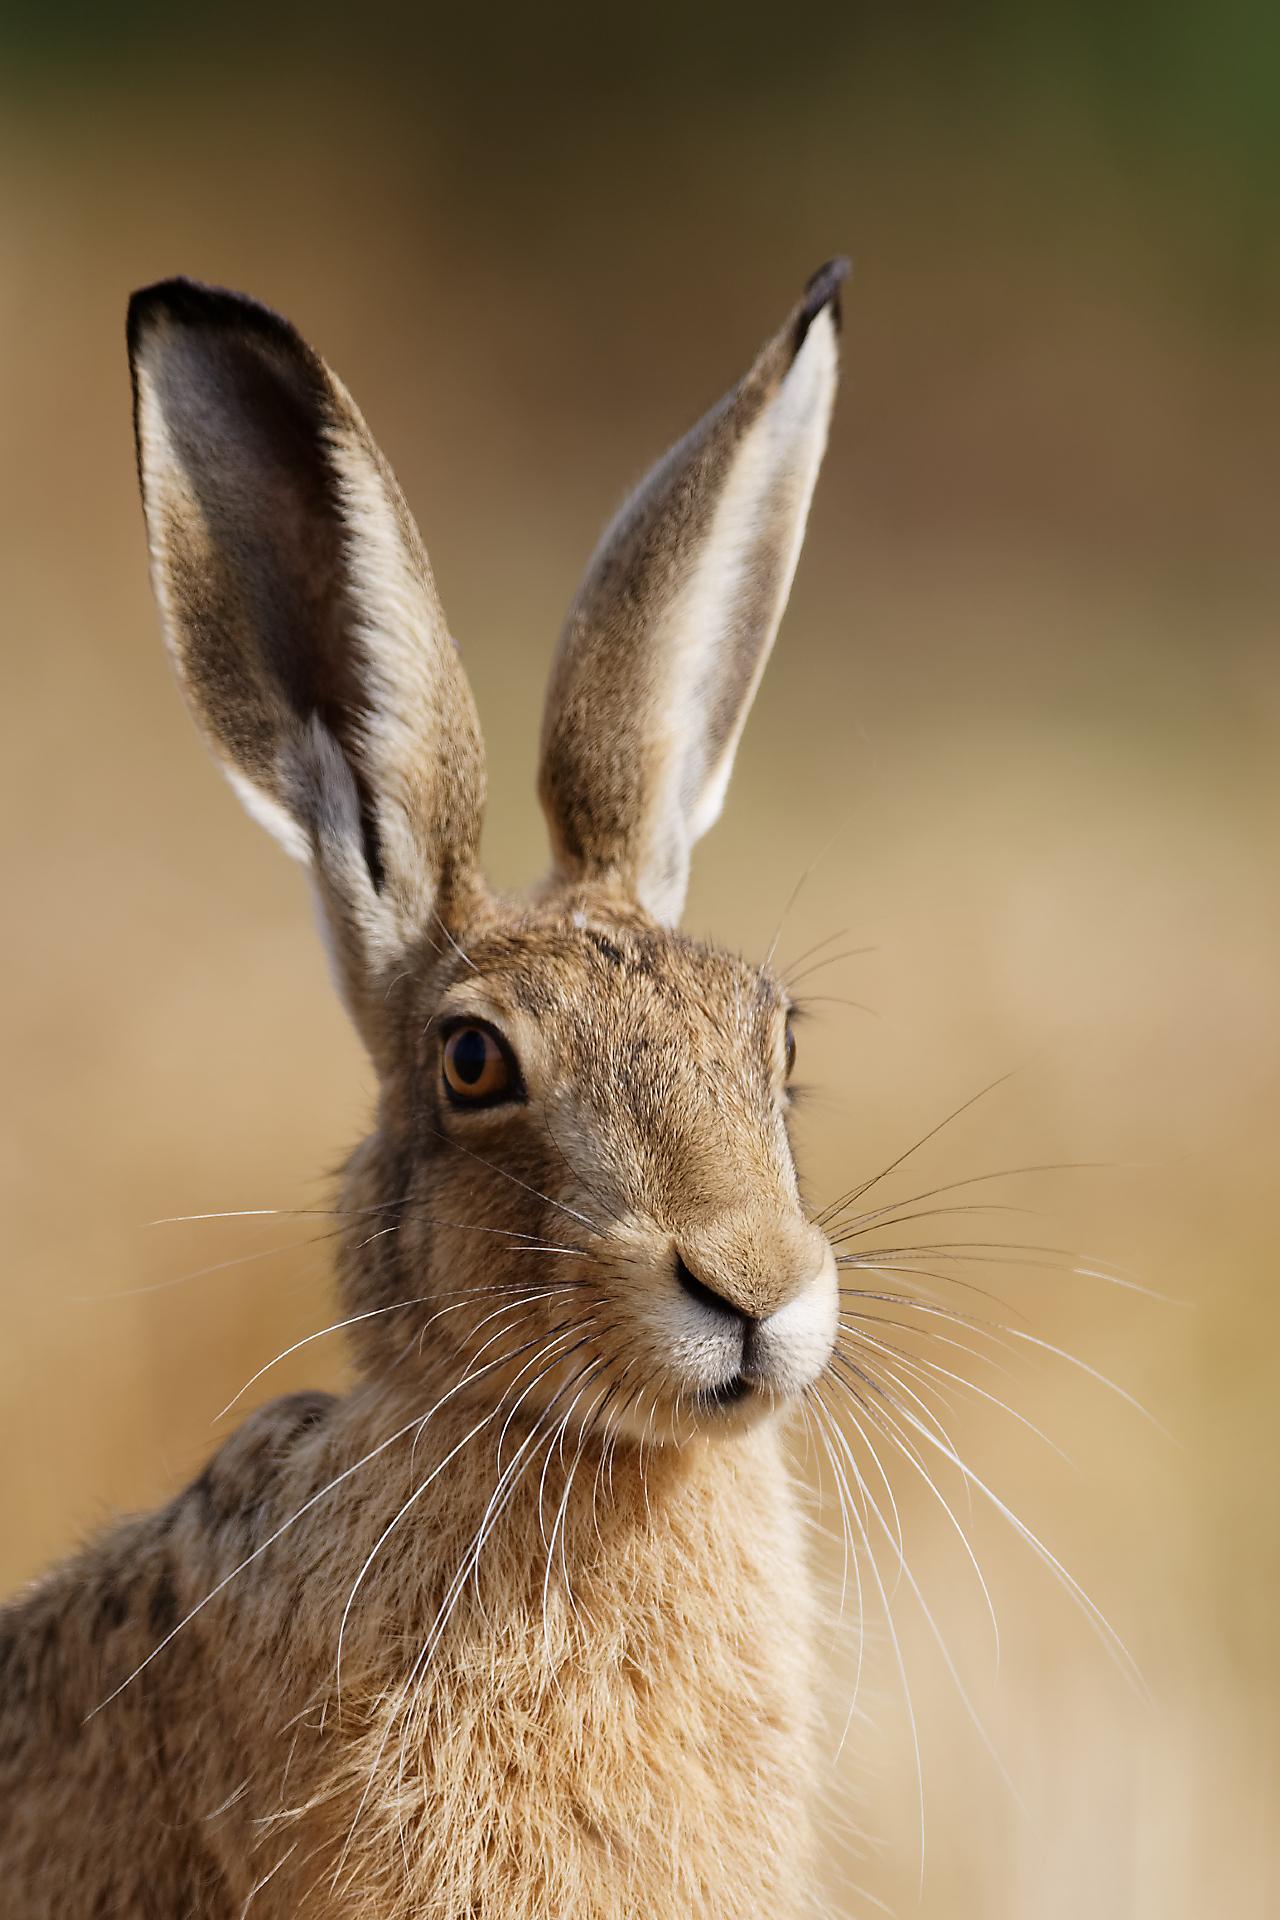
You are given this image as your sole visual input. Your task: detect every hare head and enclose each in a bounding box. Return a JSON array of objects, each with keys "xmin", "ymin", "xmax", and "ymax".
[{"xmin": 129, "ymin": 263, "xmax": 846, "ymax": 1448}]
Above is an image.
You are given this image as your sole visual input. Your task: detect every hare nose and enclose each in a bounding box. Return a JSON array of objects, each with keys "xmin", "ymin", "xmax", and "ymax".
[{"xmin": 674, "ymin": 1252, "xmax": 753, "ymax": 1326}]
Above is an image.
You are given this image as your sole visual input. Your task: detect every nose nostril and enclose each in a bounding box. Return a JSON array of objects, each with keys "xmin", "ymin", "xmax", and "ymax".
[{"xmin": 674, "ymin": 1252, "xmax": 747, "ymax": 1322}]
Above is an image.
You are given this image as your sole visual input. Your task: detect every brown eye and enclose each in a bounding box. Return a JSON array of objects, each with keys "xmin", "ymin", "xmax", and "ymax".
[
  {"xmin": 441, "ymin": 1024, "xmax": 521, "ymax": 1107},
  {"xmin": 784, "ymin": 1016, "xmax": 797, "ymax": 1081}
]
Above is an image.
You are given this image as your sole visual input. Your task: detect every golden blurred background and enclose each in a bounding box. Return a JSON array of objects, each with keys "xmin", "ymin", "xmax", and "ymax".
[{"xmin": 1, "ymin": 6, "xmax": 1277, "ymax": 1914}]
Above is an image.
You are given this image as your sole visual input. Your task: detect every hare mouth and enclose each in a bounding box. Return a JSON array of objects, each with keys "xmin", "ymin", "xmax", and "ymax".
[{"xmin": 700, "ymin": 1372, "xmax": 752, "ymax": 1412}]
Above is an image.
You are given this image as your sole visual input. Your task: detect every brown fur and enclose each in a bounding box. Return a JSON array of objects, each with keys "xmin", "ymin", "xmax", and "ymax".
[{"xmin": 0, "ymin": 267, "xmax": 845, "ymax": 1916}]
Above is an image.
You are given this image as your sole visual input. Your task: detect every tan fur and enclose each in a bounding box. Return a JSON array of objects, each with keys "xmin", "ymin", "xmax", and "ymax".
[{"xmin": 0, "ymin": 266, "xmax": 846, "ymax": 1916}]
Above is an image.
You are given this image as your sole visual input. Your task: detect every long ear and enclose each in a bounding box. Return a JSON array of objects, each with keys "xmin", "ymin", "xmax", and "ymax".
[
  {"xmin": 128, "ymin": 278, "xmax": 486, "ymax": 1059},
  {"xmin": 537, "ymin": 258, "xmax": 846, "ymax": 923}
]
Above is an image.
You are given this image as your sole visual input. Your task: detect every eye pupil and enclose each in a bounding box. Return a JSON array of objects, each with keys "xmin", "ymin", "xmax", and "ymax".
[
  {"xmin": 785, "ymin": 1020, "xmax": 797, "ymax": 1078},
  {"xmin": 451, "ymin": 1028, "xmax": 490, "ymax": 1086},
  {"xmin": 442, "ymin": 1022, "xmax": 521, "ymax": 1106}
]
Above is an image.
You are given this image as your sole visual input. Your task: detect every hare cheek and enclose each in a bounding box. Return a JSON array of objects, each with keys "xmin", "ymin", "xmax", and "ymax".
[{"xmin": 748, "ymin": 1254, "xmax": 838, "ymax": 1396}]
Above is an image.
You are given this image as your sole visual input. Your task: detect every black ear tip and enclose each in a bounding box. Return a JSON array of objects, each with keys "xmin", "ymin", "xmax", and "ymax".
[
  {"xmin": 128, "ymin": 276, "xmax": 216, "ymax": 352},
  {"xmin": 126, "ymin": 276, "xmax": 304, "ymax": 364},
  {"xmin": 793, "ymin": 255, "xmax": 852, "ymax": 352}
]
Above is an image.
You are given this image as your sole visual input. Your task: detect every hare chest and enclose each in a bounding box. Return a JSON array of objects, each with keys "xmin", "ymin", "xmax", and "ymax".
[{"xmin": 266, "ymin": 1428, "xmax": 819, "ymax": 1920}]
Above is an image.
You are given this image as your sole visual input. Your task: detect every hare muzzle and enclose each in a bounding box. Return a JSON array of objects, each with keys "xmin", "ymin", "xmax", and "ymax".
[
  {"xmin": 672, "ymin": 1228, "xmax": 838, "ymax": 1423},
  {"xmin": 744, "ymin": 1247, "xmax": 840, "ymax": 1398}
]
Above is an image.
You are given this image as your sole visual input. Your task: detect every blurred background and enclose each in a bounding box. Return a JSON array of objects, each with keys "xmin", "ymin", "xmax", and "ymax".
[{"xmin": 1, "ymin": 5, "xmax": 1276, "ymax": 1914}]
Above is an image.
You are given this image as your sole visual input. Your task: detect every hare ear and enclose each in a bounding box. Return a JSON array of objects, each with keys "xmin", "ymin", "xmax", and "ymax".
[
  {"xmin": 128, "ymin": 278, "xmax": 486, "ymax": 1058},
  {"xmin": 537, "ymin": 259, "xmax": 846, "ymax": 923}
]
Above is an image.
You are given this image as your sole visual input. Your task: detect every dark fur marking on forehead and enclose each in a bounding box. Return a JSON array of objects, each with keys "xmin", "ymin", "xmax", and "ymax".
[
  {"xmin": 508, "ymin": 973, "xmax": 561, "ymax": 1018},
  {"xmin": 457, "ymin": 912, "xmax": 779, "ymax": 1000}
]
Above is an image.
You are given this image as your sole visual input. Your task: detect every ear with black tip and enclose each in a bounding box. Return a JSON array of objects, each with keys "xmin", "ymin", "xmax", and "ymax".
[
  {"xmin": 128, "ymin": 277, "xmax": 486, "ymax": 1059},
  {"xmin": 537, "ymin": 258, "xmax": 848, "ymax": 924}
]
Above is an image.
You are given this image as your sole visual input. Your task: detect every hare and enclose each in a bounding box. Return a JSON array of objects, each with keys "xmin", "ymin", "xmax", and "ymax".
[{"xmin": 0, "ymin": 260, "xmax": 848, "ymax": 1917}]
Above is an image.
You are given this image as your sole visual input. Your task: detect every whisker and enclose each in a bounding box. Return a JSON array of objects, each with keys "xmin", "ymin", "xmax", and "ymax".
[
  {"xmin": 772, "ymin": 924, "xmax": 851, "ymax": 979},
  {"xmin": 581, "ymin": 1354, "xmax": 641, "ymax": 1540},
  {"xmin": 885, "ymin": 1395, "xmax": 1144, "ymax": 1691},
  {"xmin": 87, "ymin": 1408, "xmax": 433, "ymax": 1718},
  {"xmin": 429, "ymin": 905, "xmax": 477, "ymax": 974},
  {"xmin": 77, "ymin": 1228, "xmax": 342, "ymax": 1301},
  {"xmin": 215, "ymin": 1281, "xmax": 581, "ymax": 1426},
  {"xmin": 843, "ymin": 1283, "xmax": 1169, "ymax": 1433},
  {"xmin": 382, "ymin": 1346, "xmax": 604, "ymax": 1851},
  {"xmin": 406, "ymin": 1294, "xmax": 588, "ymax": 1471},
  {"xmin": 538, "ymin": 1372, "xmax": 605, "ymax": 1664},
  {"xmin": 334, "ymin": 1346, "xmax": 596, "ymax": 1884},
  {"xmin": 812, "ymin": 1069, "xmax": 1022, "ymax": 1229},
  {"xmin": 839, "ymin": 1319, "xmax": 1071, "ymax": 1465},
  {"xmin": 811, "ymin": 1399, "xmax": 868, "ymax": 1736},
  {"xmin": 834, "ymin": 1340, "xmax": 966, "ymax": 1462},
  {"xmin": 149, "ymin": 1208, "xmax": 308, "ymax": 1226},
  {"xmin": 541, "ymin": 1108, "xmax": 620, "ymax": 1231},
  {"xmin": 149, "ymin": 1199, "xmax": 590, "ymax": 1246},
  {"xmin": 839, "ymin": 1255, "xmax": 1019, "ymax": 1316},
  {"xmin": 827, "ymin": 1202, "xmax": 1033, "ymax": 1245},
  {"xmin": 830, "ymin": 1359, "xmax": 1001, "ymax": 1663},
  {"xmin": 784, "ymin": 945, "xmax": 878, "ymax": 988},
  {"xmin": 811, "ymin": 1389, "xmax": 926, "ymax": 1887},
  {"xmin": 838, "ymin": 1279, "xmax": 1015, "ymax": 1329},
  {"xmin": 835, "ymin": 1231, "xmax": 1167, "ymax": 1300},
  {"xmin": 761, "ymin": 839, "xmax": 842, "ymax": 971},
  {"xmin": 423, "ymin": 1125, "xmax": 600, "ymax": 1234},
  {"xmin": 333, "ymin": 1313, "xmax": 592, "ymax": 1699},
  {"xmin": 857, "ymin": 1401, "xmax": 1020, "ymax": 1802},
  {"xmin": 818, "ymin": 1383, "xmax": 1021, "ymax": 1853},
  {"xmin": 817, "ymin": 1158, "xmax": 1117, "ymax": 1237},
  {"xmin": 828, "ymin": 1358, "xmax": 909, "ymax": 1600},
  {"xmin": 543, "ymin": 1364, "xmax": 614, "ymax": 1649}
]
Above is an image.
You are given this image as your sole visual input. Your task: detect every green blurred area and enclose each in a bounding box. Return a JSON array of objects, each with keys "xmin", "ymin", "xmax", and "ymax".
[
  {"xmin": 3, "ymin": 2, "xmax": 1279, "ymax": 268},
  {"xmin": 3, "ymin": 8, "xmax": 1276, "ymax": 147}
]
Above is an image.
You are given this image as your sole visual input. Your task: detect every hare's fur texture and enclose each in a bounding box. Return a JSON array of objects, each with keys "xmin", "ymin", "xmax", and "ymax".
[{"xmin": 0, "ymin": 263, "xmax": 847, "ymax": 1917}]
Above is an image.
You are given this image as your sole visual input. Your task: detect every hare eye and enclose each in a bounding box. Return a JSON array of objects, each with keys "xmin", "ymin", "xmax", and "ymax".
[
  {"xmin": 441, "ymin": 1023, "xmax": 522, "ymax": 1107},
  {"xmin": 784, "ymin": 1016, "xmax": 797, "ymax": 1081}
]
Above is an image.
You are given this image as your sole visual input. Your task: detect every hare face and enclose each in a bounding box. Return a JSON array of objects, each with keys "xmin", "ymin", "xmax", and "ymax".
[
  {"xmin": 128, "ymin": 260, "xmax": 846, "ymax": 1451},
  {"xmin": 376, "ymin": 902, "xmax": 836, "ymax": 1443}
]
